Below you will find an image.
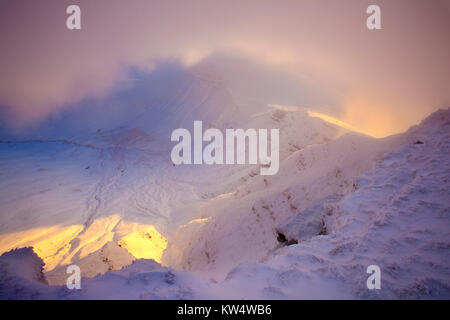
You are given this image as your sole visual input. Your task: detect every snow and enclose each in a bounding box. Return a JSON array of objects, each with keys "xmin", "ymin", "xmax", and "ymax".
[
  {"xmin": 0, "ymin": 62, "xmax": 449, "ymax": 299},
  {"xmin": 0, "ymin": 64, "xmax": 351, "ymax": 284},
  {"xmin": 163, "ymin": 128, "xmax": 407, "ymax": 281}
]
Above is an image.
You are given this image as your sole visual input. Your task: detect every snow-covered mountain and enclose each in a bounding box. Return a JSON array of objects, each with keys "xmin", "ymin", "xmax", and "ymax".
[
  {"xmin": 0, "ymin": 59, "xmax": 449, "ymax": 299},
  {"xmin": 1, "ymin": 108, "xmax": 449, "ymax": 299},
  {"xmin": 0, "ymin": 61, "xmax": 350, "ymax": 284}
]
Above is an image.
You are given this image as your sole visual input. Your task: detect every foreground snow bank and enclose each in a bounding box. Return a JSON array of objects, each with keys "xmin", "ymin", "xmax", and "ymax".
[
  {"xmin": 0, "ymin": 248, "xmax": 209, "ymax": 299},
  {"xmin": 0, "ymin": 247, "xmax": 48, "ymax": 299}
]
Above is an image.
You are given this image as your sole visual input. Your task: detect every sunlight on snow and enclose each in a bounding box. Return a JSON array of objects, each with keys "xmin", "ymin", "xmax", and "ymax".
[
  {"xmin": 0, "ymin": 215, "xmax": 168, "ymax": 269},
  {"xmin": 307, "ymin": 110, "xmax": 375, "ymax": 137},
  {"xmin": 267, "ymin": 104, "xmax": 375, "ymax": 137},
  {"xmin": 0, "ymin": 224, "xmax": 84, "ymax": 271},
  {"xmin": 117, "ymin": 226, "xmax": 167, "ymax": 263}
]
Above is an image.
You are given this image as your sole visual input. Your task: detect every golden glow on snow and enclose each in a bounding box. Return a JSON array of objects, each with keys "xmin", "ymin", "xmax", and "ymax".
[
  {"xmin": 0, "ymin": 215, "xmax": 167, "ymax": 269},
  {"xmin": 117, "ymin": 225, "xmax": 167, "ymax": 263},
  {"xmin": 0, "ymin": 224, "xmax": 84, "ymax": 271},
  {"xmin": 269, "ymin": 104, "xmax": 376, "ymax": 137},
  {"xmin": 212, "ymin": 193, "xmax": 233, "ymax": 200},
  {"xmin": 186, "ymin": 218, "xmax": 210, "ymax": 225},
  {"xmin": 306, "ymin": 110, "xmax": 375, "ymax": 137}
]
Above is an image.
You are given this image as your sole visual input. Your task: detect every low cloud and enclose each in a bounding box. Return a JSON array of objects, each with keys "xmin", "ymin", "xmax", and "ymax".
[{"xmin": 0, "ymin": 0, "xmax": 449, "ymax": 137}]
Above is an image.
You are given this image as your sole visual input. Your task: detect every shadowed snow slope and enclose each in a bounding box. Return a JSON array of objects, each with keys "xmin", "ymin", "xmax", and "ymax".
[{"xmin": 1, "ymin": 108, "xmax": 449, "ymax": 299}]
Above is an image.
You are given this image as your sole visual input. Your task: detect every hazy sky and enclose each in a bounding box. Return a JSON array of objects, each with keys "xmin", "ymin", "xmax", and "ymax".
[{"xmin": 0, "ymin": 0, "xmax": 449, "ymax": 137}]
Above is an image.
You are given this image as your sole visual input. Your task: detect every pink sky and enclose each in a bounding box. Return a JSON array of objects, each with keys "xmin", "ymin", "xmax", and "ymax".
[{"xmin": 0, "ymin": 0, "xmax": 449, "ymax": 136}]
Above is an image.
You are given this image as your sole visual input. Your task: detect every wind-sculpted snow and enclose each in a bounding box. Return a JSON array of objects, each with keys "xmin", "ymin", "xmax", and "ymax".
[
  {"xmin": 0, "ymin": 248, "xmax": 209, "ymax": 299},
  {"xmin": 164, "ymin": 108, "xmax": 450, "ymax": 298},
  {"xmin": 163, "ymin": 129, "xmax": 406, "ymax": 279},
  {"xmin": 0, "ymin": 247, "xmax": 48, "ymax": 299},
  {"xmin": 275, "ymin": 194, "xmax": 343, "ymax": 244},
  {"xmin": 220, "ymin": 108, "xmax": 450, "ymax": 299}
]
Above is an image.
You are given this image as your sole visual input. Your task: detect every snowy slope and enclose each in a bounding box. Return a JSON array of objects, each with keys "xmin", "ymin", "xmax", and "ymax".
[
  {"xmin": 1, "ymin": 108, "xmax": 448, "ymax": 299},
  {"xmin": 162, "ymin": 123, "xmax": 407, "ymax": 279},
  {"xmin": 217, "ymin": 108, "xmax": 450, "ymax": 299},
  {"xmin": 0, "ymin": 52, "xmax": 448, "ymax": 298},
  {"xmin": 0, "ymin": 62, "xmax": 351, "ymax": 285}
]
